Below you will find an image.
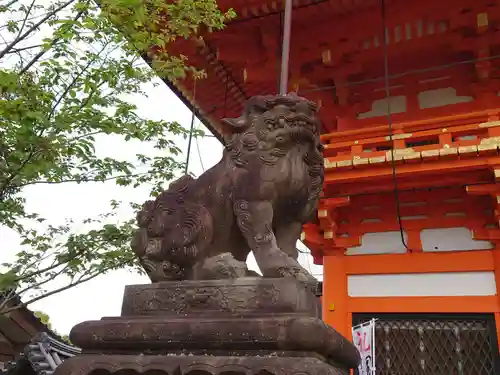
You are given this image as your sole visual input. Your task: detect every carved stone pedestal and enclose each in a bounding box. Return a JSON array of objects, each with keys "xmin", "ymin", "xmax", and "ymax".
[{"xmin": 54, "ymin": 278, "xmax": 360, "ymax": 375}]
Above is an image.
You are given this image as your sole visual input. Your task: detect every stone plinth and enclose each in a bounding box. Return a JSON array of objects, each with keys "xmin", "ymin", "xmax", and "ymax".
[
  {"xmin": 55, "ymin": 278, "xmax": 360, "ymax": 375},
  {"xmin": 120, "ymin": 277, "xmax": 321, "ymax": 317}
]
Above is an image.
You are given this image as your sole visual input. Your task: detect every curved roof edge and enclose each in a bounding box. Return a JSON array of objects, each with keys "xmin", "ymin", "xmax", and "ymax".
[
  {"xmin": 140, "ymin": 53, "xmax": 225, "ymax": 146},
  {"xmin": 3, "ymin": 333, "xmax": 80, "ymax": 375}
]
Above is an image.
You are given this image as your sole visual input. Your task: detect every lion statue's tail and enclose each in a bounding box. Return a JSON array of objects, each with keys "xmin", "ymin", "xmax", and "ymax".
[{"xmin": 131, "ymin": 175, "xmax": 214, "ymax": 281}]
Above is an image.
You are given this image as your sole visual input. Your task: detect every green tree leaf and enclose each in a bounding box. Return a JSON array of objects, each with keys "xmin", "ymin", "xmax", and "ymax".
[{"xmin": 0, "ymin": 0, "xmax": 233, "ymax": 314}]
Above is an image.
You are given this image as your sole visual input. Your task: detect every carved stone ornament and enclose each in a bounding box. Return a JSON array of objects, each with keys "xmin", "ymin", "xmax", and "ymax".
[
  {"xmin": 131, "ymin": 94, "xmax": 324, "ymax": 287},
  {"xmin": 120, "ymin": 277, "xmax": 320, "ymax": 317}
]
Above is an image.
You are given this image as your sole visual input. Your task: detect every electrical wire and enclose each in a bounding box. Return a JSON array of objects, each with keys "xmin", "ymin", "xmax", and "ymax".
[
  {"xmin": 380, "ymin": 0, "xmax": 409, "ymax": 251},
  {"xmin": 184, "ymin": 79, "xmax": 197, "ymax": 175},
  {"xmin": 195, "ymin": 124, "xmax": 206, "ymax": 172},
  {"xmin": 223, "ymin": 79, "xmax": 229, "ymax": 118},
  {"xmin": 303, "ymin": 248, "xmax": 314, "ymax": 273},
  {"xmin": 188, "ymin": 78, "xmax": 227, "ymax": 174}
]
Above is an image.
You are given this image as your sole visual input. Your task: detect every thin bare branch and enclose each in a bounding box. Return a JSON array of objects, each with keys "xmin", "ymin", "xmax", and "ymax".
[
  {"xmin": 14, "ymin": 172, "xmax": 150, "ymax": 188},
  {"xmin": 0, "ymin": 0, "xmax": 76, "ymax": 59},
  {"xmin": 68, "ymin": 130, "xmax": 105, "ymax": 142},
  {"xmin": 4, "ymin": 42, "xmax": 60, "ymax": 54},
  {"xmin": 11, "ymin": 248, "xmax": 85, "ymax": 284},
  {"xmin": 0, "ymin": 270, "xmax": 103, "ymax": 314},
  {"xmin": 18, "ymin": 248, "xmax": 59, "ymax": 277},
  {"xmin": 15, "ymin": 262, "xmax": 74, "ymax": 297},
  {"xmin": 1, "ymin": 0, "xmax": 19, "ymax": 10},
  {"xmin": 15, "ymin": 0, "xmax": 36, "ymax": 42},
  {"xmin": 0, "ymin": 288, "xmax": 18, "ymax": 314},
  {"xmin": 19, "ymin": 8, "xmax": 86, "ymax": 76},
  {"xmin": 50, "ymin": 41, "xmax": 110, "ymax": 117}
]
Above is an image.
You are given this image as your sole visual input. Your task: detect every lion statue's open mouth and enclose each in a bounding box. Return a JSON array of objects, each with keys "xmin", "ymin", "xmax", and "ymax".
[{"xmin": 264, "ymin": 113, "xmax": 318, "ymax": 140}]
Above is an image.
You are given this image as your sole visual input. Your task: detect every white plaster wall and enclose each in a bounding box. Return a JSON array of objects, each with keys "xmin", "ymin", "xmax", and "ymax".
[
  {"xmin": 348, "ymin": 227, "xmax": 492, "ymax": 255},
  {"xmin": 346, "ymin": 231, "xmax": 408, "ymax": 255},
  {"xmin": 357, "ymin": 87, "xmax": 473, "ymax": 119},
  {"xmin": 421, "ymin": 227, "xmax": 493, "ymax": 251},
  {"xmin": 418, "ymin": 87, "xmax": 473, "ymax": 109},
  {"xmin": 357, "ymin": 95, "xmax": 406, "ymax": 119},
  {"xmin": 348, "ymin": 272, "xmax": 497, "ymax": 297}
]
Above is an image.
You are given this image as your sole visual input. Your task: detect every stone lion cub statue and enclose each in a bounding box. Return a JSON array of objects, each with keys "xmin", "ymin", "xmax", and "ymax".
[{"xmin": 131, "ymin": 94, "xmax": 324, "ymax": 286}]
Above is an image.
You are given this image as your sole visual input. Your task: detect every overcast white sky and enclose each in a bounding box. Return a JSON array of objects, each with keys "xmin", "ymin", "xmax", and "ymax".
[{"xmin": 1, "ymin": 76, "xmax": 323, "ymax": 335}]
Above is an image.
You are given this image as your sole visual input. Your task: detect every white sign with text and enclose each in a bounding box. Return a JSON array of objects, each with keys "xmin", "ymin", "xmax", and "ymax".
[{"xmin": 352, "ymin": 319, "xmax": 376, "ymax": 375}]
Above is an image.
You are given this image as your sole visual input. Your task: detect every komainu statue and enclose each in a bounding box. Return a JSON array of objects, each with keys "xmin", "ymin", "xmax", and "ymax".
[{"xmin": 131, "ymin": 94, "xmax": 324, "ymax": 285}]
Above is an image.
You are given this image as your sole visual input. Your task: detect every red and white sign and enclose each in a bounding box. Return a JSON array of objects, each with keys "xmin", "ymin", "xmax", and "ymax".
[{"xmin": 352, "ymin": 319, "xmax": 376, "ymax": 375}]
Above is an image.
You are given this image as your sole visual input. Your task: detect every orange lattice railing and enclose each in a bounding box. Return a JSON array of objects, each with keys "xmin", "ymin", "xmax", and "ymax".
[{"xmin": 322, "ymin": 109, "xmax": 500, "ymax": 169}]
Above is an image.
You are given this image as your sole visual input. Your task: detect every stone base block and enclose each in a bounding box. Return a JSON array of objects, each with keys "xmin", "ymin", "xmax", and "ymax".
[
  {"xmin": 55, "ymin": 354, "xmax": 351, "ymax": 375},
  {"xmin": 70, "ymin": 315, "xmax": 359, "ymax": 368},
  {"xmin": 120, "ymin": 277, "xmax": 320, "ymax": 318},
  {"xmin": 58, "ymin": 278, "xmax": 360, "ymax": 375}
]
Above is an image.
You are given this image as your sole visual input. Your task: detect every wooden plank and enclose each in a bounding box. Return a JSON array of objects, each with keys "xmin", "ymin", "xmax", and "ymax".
[
  {"xmin": 348, "ymin": 295, "xmax": 499, "ymax": 313},
  {"xmin": 10, "ymin": 309, "xmax": 41, "ymax": 337},
  {"xmin": 324, "ymin": 156, "xmax": 500, "ymax": 183},
  {"xmin": 324, "ymin": 121, "xmax": 484, "ymax": 153},
  {"xmin": 466, "ymin": 183, "xmax": 500, "ymax": 195},
  {"xmin": 321, "ymin": 107, "xmax": 500, "ymax": 143},
  {"xmin": 345, "ymin": 250, "xmax": 495, "ymax": 275},
  {"xmin": 322, "ymin": 255, "xmax": 349, "ymax": 337}
]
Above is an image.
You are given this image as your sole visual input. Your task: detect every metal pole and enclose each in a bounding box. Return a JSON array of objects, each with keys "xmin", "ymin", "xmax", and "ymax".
[
  {"xmin": 279, "ymin": 0, "xmax": 293, "ymax": 95},
  {"xmin": 371, "ymin": 318, "xmax": 376, "ymax": 375},
  {"xmin": 184, "ymin": 80, "xmax": 196, "ymax": 175}
]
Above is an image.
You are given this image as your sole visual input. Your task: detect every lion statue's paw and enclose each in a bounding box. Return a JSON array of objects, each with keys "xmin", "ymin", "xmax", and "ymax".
[
  {"xmin": 193, "ymin": 252, "xmax": 252, "ymax": 280},
  {"xmin": 276, "ymin": 265, "xmax": 319, "ymax": 290}
]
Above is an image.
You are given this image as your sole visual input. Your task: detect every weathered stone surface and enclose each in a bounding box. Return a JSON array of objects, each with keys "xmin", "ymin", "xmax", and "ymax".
[
  {"xmin": 55, "ymin": 354, "xmax": 350, "ymax": 375},
  {"xmin": 70, "ymin": 278, "xmax": 359, "ymax": 370},
  {"xmin": 58, "ymin": 278, "xmax": 360, "ymax": 375},
  {"xmin": 70, "ymin": 315, "xmax": 359, "ymax": 368},
  {"xmin": 120, "ymin": 277, "xmax": 320, "ymax": 317},
  {"xmin": 131, "ymin": 94, "xmax": 324, "ymax": 286}
]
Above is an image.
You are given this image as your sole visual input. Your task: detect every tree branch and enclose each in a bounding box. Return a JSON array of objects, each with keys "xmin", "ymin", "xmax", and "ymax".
[
  {"xmin": 4, "ymin": 42, "xmax": 61, "ymax": 55},
  {"xmin": 0, "ymin": 0, "xmax": 76, "ymax": 59},
  {"xmin": 15, "ymin": 261, "xmax": 74, "ymax": 298},
  {"xmin": 49, "ymin": 41, "xmax": 109, "ymax": 118},
  {"xmin": 14, "ymin": 171, "xmax": 150, "ymax": 188},
  {"xmin": 0, "ymin": 288, "xmax": 18, "ymax": 315},
  {"xmin": 0, "ymin": 270, "xmax": 104, "ymax": 315},
  {"xmin": 68, "ymin": 130, "xmax": 105, "ymax": 142},
  {"xmin": 15, "ymin": 0, "xmax": 36, "ymax": 43},
  {"xmin": 0, "ymin": 39, "xmax": 108, "ymax": 198},
  {"xmin": 11, "ymin": 248, "xmax": 86, "ymax": 284},
  {"xmin": 19, "ymin": 8, "xmax": 86, "ymax": 76},
  {"xmin": 1, "ymin": 0, "xmax": 19, "ymax": 11},
  {"xmin": 17, "ymin": 249, "xmax": 58, "ymax": 277}
]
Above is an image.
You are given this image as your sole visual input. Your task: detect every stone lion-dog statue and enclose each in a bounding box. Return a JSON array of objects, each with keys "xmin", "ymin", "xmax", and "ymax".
[{"xmin": 131, "ymin": 94, "xmax": 324, "ymax": 286}]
